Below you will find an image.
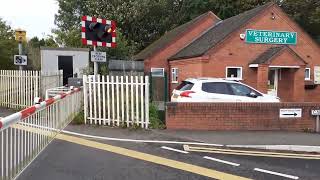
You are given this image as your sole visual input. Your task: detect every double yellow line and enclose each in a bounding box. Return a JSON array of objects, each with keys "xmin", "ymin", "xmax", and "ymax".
[{"xmin": 184, "ymin": 145, "xmax": 320, "ymax": 160}]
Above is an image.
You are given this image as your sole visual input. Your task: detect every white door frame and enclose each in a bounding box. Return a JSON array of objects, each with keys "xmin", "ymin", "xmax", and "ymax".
[{"xmin": 268, "ymin": 69, "xmax": 279, "ymax": 96}]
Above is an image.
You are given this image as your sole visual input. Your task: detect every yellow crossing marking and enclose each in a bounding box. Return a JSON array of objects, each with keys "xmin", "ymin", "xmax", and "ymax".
[
  {"xmin": 56, "ymin": 133, "xmax": 251, "ymax": 180},
  {"xmin": 12, "ymin": 124, "xmax": 251, "ymax": 180},
  {"xmin": 185, "ymin": 145, "xmax": 320, "ymax": 160}
]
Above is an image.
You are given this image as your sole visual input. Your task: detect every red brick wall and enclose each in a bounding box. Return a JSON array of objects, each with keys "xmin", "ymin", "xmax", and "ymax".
[{"xmin": 166, "ymin": 102, "xmax": 319, "ymax": 131}]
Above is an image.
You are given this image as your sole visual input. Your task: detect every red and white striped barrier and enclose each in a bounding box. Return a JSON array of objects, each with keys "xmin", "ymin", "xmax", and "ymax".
[{"xmin": 0, "ymin": 87, "xmax": 81, "ymax": 131}]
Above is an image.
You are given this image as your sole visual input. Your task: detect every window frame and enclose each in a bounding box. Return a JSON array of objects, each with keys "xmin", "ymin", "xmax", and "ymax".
[
  {"xmin": 305, "ymin": 68, "xmax": 311, "ymax": 80},
  {"xmin": 171, "ymin": 68, "xmax": 179, "ymax": 83},
  {"xmin": 151, "ymin": 68, "xmax": 165, "ymax": 77},
  {"xmin": 225, "ymin": 66, "xmax": 243, "ymax": 80}
]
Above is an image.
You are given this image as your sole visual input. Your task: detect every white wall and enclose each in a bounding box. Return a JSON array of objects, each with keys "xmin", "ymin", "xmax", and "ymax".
[{"xmin": 41, "ymin": 48, "xmax": 89, "ymax": 76}]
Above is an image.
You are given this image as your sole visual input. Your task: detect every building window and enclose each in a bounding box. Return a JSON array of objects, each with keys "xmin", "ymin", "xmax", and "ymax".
[
  {"xmin": 226, "ymin": 67, "xmax": 242, "ymax": 80},
  {"xmin": 151, "ymin": 68, "xmax": 164, "ymax": 77},
  {"xmin": 171, "ymin": 68, "xmax": 178, "ymax": 83},
  {"xmin": 305, "ymin": 68, "xmax": 311, "ymax": 80}
]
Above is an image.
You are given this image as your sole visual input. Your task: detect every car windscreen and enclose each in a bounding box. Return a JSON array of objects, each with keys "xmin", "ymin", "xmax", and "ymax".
[
  {"xmin": 201, "ymin": 82, "xmax": 232, "ymax": 95},
  {"xmin": 175, "ymin": 81, "xmax": 194, "ymax": 91},
  {"xmin": 228, "ymin": 83, "xmax": 262, "ymax": 96}
]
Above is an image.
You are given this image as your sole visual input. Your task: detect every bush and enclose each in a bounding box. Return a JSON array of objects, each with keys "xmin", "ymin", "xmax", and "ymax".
[
  {"xmin": 71, "ymin": 111, "xmax": 85, "ymax": 125},
  {"xmin": 149, "ymin": 103, "xmax": 166, "ymax": 129}
]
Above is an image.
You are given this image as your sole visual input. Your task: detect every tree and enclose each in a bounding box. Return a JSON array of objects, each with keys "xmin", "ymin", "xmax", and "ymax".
[
  {"xmin": 0, "ymin": 18, "xmax": 17, "ymax": 69},
  {"xmin": 53, "ymin": 0, "xmax": 320, "ymax": 58}
]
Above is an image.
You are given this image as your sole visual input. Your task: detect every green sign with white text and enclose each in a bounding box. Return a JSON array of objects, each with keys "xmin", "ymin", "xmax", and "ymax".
[{"xmin": 245, "ymin": 29, "xmax": 297, "ymax": 45}]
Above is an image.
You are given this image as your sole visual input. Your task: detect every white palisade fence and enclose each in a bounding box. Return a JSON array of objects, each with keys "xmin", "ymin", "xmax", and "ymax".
[
  {"xmin": 0, "ymin": 70, "xmax": 62, "ymax": 109},
  {"xmin": 83, "ymin": 75, "xmax": 150, "ymax": 129},
  {"xmin": 0, "ymin": 87, "xmax": 82, "ymax": 180}
]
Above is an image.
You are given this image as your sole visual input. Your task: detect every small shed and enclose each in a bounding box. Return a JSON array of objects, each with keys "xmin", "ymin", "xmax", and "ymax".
[{"xmin": 40, "ymin": 47, "xmax": 90, "ymax": 85}]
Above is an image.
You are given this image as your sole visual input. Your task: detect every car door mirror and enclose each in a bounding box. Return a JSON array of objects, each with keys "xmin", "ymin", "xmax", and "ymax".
[{"xmin": 248, "ymin": 91, "xmax": 258, "ymax": 98}]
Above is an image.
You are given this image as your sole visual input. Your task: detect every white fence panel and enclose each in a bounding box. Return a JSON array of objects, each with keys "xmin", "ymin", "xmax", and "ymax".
[
  {"xmin": 83, "ymin": 75, "xmax": 149, "ymax": 129},
  {"xmin": 0, "ymin": 70, "xmax": 62, "ymax": 109}
]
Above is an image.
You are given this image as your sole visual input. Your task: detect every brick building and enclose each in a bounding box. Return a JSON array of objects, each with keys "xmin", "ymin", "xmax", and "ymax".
[{"xmin": 134, "ymin": 3, "xmax": 320, "ymax": 102}]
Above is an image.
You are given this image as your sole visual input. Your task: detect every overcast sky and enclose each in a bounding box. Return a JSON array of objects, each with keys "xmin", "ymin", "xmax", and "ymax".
[{"xmin": 0, "ymin": 0, "xmax": 59, "ymax": 39}]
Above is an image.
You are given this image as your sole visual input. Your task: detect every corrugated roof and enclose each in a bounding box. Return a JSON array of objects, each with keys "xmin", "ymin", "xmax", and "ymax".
[
  {"xmin": 169, "ymin": 3, "xmax": 273, "ymax": 60},
  {"xmin": 132, "ymin": 12, "xmax": 218, "ymax": 60}
]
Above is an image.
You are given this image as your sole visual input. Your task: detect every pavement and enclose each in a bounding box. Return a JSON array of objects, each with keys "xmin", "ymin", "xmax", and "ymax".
[
  {"xmin": 63, "ymin": 125, "xmax": 320, "ymax": 153},
  {"xmin": 17, "ymin": 124, "xmax": 320, "ymax": 180}
]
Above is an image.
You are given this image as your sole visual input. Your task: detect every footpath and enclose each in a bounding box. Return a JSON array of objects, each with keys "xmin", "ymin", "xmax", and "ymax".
[{"xmin": 64, "ymin": 125, "xmax": 320, "ymax": 153}]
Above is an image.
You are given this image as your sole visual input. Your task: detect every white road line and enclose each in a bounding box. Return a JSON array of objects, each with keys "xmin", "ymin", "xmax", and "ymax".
[
  {"xmin": 254, "ymin": 168, "xmax": 299, "ymax": 179},
  {"xmin": 203, "ymin": 156, "xmax": 240, "ymax": 166},
  {"xmin": 161, "ymin": 146, "xmax": 189, "ymax": 154},
  {"xmin": 17, "ymin": 122, "xmax": 224, "ymax": 147}
]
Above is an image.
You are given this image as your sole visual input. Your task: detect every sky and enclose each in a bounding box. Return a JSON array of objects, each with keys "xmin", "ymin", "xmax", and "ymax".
[{"xmin": 0, "ymin": 0, "xmax": 59, "ymax": 39}]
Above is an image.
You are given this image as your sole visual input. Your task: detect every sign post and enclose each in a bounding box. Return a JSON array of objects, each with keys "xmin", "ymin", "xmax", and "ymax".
[
  {"xmin": 81, "ymin": 16, "xmax": 116, "ymax": 75},
  {"xmin": 311, "ymin": 109, "xmax": 320, "ymax": 133},
  {"xmin": 15, "ymin": 29, "xmax": 27, "ymax": 70},
  {"xmin": 93, "ymin": 46, "xmax": 98, "ymax": 75}
]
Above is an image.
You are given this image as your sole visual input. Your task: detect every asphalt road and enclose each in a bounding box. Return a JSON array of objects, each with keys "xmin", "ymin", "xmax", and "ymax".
[{"xmin": 17, "ymin": 132, "xmax": 320, "ymax": 180}]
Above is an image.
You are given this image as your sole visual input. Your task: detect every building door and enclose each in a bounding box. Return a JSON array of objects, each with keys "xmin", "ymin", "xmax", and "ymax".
[
  {"xmin": 268, "ymin": 69, "xmax": 279, "ymax": 96},
  {"xmin": 58, "ymin": 56, "xmax": 73, "ymax": 85}
]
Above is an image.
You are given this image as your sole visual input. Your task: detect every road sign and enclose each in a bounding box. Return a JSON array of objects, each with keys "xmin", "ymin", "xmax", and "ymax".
[
  {"xmin": 81, "ymin": 16, "xmax": 116, "ymax": 47},
  {"xmin": 245, "ymin": 29, "xmax": 297, "ymax": 45},
  {"xmin": 91, "ymin": 51, "xmax": 107, "ymax": 62},
  {"xmin": 279, "ymin": 108, "xmax": 302, "ymax": 118},
  {"xmin": 15, "ymin": 29, "xmax": 27, "ymax": 42},
  {"xmin": 311, "ymin": 110, "xmax": 320, "ymax": 116},
  {"xmin": 314, "ymin": 66, "xmax": 320, "ymax": 84},
  {"xmin": 14, "ymin": 55, "xmax": 27, "ymax": 66}
]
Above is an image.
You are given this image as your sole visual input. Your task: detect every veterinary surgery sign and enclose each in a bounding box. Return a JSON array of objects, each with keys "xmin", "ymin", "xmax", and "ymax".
[{"xmin": 245, "ymin": 29, "xmax": 297, "ymax": 45}]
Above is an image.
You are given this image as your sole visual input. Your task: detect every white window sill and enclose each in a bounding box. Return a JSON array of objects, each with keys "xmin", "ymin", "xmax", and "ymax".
[
  {"xmin": 226, "ymin": 78, "xmax": 243, "ymax": 81},
  {"xmin": 305, "ymin": 79, "xmax": 311, "ymax": 81},
  {"xmin": 171, "ymin": 81, "xmax": 179, "ymax": 84}
]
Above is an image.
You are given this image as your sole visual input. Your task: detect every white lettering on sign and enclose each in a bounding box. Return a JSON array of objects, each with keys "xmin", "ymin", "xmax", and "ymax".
[
  {"xmin": 279, "ymin": 109, "xmax": 302, "ymax": 118},
  {"xmin": 314, "ymin": 66, "xmax": 320, "ymax": 84},
  {"xmin": 91, "ymin": 51, "xmax": 107, "ymax": 62},
  {"xmin": 311, "ymin": 110, "xmax": 320, "ymax": 116}
]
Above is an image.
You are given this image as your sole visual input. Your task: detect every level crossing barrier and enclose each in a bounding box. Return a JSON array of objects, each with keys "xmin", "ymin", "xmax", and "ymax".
[{"xmin": 0, "ymin": 87, "xmax": 82, "ymax": 180}]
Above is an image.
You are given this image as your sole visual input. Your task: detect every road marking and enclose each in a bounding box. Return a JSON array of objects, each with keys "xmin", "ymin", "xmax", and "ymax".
[
  {"xmin": 161, "ymin": 146, "xmax": 189, "ymax": 154},
  {"xmin": 55, "ymin": 134, "xmax": 251, "ymax": 180},
  {"xmin": 254, "ymin": 168, "xmax": 299, "ymax": 179},
  {"xmin": 203, "ymin": 156, "xmax": 240, "ymax": 166},
  {"xmin": 184, "ymin": 145, "xmax": 320, "ymax": 160},
  {"xmin": 17, "ymin": 122, "xmax": 224, "ymax": 147},
  {"xmin": 12, "ymin": 125, "xmax": 251, "ymax": 179}
]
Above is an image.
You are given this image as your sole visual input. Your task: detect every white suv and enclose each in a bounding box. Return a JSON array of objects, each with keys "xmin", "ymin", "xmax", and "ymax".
[{"xmin": 171, "ymin": 78, "xmax": 280, "ymax": 102}]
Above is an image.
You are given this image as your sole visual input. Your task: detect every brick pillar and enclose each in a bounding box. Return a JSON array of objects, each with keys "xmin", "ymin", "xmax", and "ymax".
[
  {"xmin": 257, "ymin": 64, "xmax": 269, "ymax": 93},
  {"xmin": 292, "ymin": 66, "xmax": 305, "ymax": 102}
]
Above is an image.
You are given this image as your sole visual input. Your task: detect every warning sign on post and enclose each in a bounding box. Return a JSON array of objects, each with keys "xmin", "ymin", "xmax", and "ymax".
[
  {"xmin": 91, "ymin": 51, "xmax": 107, "ymax": 62},
  {"xmin": 14, "ymin": 55, "xmax": 27, "ymax": 66}
]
